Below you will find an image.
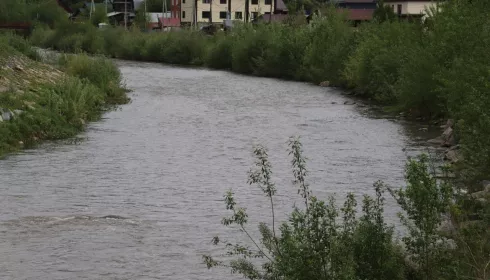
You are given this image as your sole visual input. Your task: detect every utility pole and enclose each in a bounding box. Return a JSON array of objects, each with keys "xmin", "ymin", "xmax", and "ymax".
[
  {"xmin": 162, "ymin": 0, "xmax": 166, "ymax": 31},
  {"xmin": 269, "ymin": 0, "xmax": 272, "ymax": 23},
  {"xmin": 192, "ymin": 0, "xmax": 197, "ymax": 29},
  {"xmin": 209, "ymin": 0, "xmax": 212, "ymax": 25},
  {"xmin": 245, "ymin": 0, "xmax": 249, "ymax": 23},
  {"xmin": 90, "ymin": 0, "xmax": 95, "ymax": 20},
  {"xmin": 124, "ymin": 0, "xmax": 128, "ymax": 29}
]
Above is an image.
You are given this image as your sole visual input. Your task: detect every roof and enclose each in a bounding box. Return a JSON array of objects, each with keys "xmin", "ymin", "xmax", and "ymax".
[
  {"xmin": 337, "ymin": 8, "xmax": 374, "ymax": 20},
  {"xmin": 56, "ymin": 0, "xmax": 73, "ymax": 13},
  {"xmin": 107, "ymin": 12, "xmax": 136, "ymax": 17},
  {"xmin": 149, "ymin": 12, "xmax": 172, "ymax": 22},
  {"xmin": 275, "ymin": 0, "xmax": 288, "ymax": 11},
  {"xmin": 158, "ymin": 17, "xmax": 181, "ymax": 27}
]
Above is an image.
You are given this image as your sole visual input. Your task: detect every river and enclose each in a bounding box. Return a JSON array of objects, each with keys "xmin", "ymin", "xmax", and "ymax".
[{"xmin": 0, "ymin": 61, "xmax": 439, "ymax": 280}]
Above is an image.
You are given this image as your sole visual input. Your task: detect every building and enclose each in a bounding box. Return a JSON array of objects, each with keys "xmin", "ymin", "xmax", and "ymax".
[
  {"xmin": 143, "ymin": 12, "xmax": 180, "ymax": 30},
  {"xmin": 109, "ymin": 0, "xmax": 136, "ymax": 26},
  {"xmin": 181, "ymin": 0, "xmax": 275, "ymax": 25},
  {"xmin": 170, "ymin": 0, "xmax": 182, "ymax": 19},
  {"xmin": 335, "ymin": 0, "xmax": 376, "ymax": 22},
  {"xmin": 384, "ymin": 0, "xmax": 440, "ymax": 19}
]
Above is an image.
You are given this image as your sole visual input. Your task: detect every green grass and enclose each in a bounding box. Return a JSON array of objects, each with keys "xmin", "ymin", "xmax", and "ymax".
[{"xmin": 0, "ymin": 35, "xmax": 128, "ymax": 158}]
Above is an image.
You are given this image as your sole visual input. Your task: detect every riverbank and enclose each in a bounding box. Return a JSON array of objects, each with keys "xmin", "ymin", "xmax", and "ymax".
[
  {"xmin": 29, "ymin": 1, "xmax": 490, "ymax": 183},
  {"xmin": 0, "ymin": 34, "xmax": 128, "ymax": 157}
]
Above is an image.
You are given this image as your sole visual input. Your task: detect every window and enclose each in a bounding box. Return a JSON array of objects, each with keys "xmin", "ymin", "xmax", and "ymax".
[
  {"xmin": 219, "ymin": 11, "xmax": 227, "ymax": 19},
  {"xmin": 182, "ymin": 11, "xmax": 186, "ymax": 18},
  {"xmin": 220, "ymin": 0, "xmax": 227, "ymax": 4},
  {"xmin": 397, "ymin": 4, "xmax": 402, "ymax": 15},
  {"xmin": 183, "ymin": 0, "xmax": 186, "ymax": 3},
  {"xmin": 251, "ymin": 12, "xmax": 258, "ymax": 19},
  {"xmin": 265, "ymin": 0, "xmax": 272, "ymax": 4},
  {"xmin": 202, "ymin": 11, "xmax": 210, "ymax": 18},
  {"xmin": 251, "ymin": 0, "xmax": 258, "ymax": 4},
  {"xmin": 235, "ymin": 11, "xmax": 243, "ymax": 19},
  {"xmin": 202, "ymin": 0, "xmax": 210, "ymax": 3}
]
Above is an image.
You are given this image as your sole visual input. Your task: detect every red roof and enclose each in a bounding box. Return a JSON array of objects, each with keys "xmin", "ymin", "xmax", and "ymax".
[
  {"xmin": 0, "ymin": 22, "xmax": 31, "ymax": 30},
  {"xmin": 56, "ymin": 0, "xmax": 73, "ymax": 13},
  {"xmin": 337, "ymin": 8, "xmax": 374, "ymax": 20},
  {"xmin": 158, "ymin": 17, "xmax": 181, "ymax": 27}
]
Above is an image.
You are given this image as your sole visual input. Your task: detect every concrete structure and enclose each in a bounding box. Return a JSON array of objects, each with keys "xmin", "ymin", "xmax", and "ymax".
[
  {"xmin": 384, "ymin": 0, "xmax": 440, "ymax": 18},
  {"xmin": 181, "ymin": 0, "xmax": 275, "ymax": 25}
]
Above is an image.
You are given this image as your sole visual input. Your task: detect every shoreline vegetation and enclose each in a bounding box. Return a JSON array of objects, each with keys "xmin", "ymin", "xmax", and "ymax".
[
  {"xmin": 27, "ymin": 1, "xmax": 489, "ymax": 184},
  {"xmin": 0, "ymin": 34, "xmax": 128, "ymax": 157},
  {"xmin": 1, "ymin": 0, "xmax": 489, "ymax": 279}
]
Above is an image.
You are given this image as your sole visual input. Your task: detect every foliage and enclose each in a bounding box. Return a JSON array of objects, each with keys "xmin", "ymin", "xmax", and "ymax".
[
  {"xmin": 204, "ymin": 138, "xmax": 407, "ymax": 280},
  {"xmin": 27, "ymin": 0, "xmax": 490, "ymax": 181},
  {"xmin": 90, "ymin": 5, "xmax": 108, "ymax": 26},
  {"xmin": 0, "ymin": 0, "xmax": 68, "ymax": 27},
  {"xmin": 373, "ymin": 0, "xmax": 397, "ymax": 23},
  {"xmin": 0, "ymin": 34, "xmax": 127, "ymax": 157},
  {"xmin": 141, "ymin": 0, "xmax": 172, "ymax": 13},
  {"xmin": 204, "ymin": 139, "xmax": 489, "ymax": 280},
  {"xmin": 133, "ymin": 11, "xmax": 150, "ymax": 30},
  {"xmin": 388, "ymin": 155, "xmax": 453, "ymax": 280},
  {"xmin": 303, "ymin": 8, "xmax": 354, "ymax": 85},
  {"xmin": 58, "ymin": 54, "xmax": 128, "ymax": 104}
]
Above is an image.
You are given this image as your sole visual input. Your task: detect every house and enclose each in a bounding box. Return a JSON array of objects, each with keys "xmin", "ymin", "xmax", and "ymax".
[
  {"xmin": 143, "ymin": 12, "xmax": 180, "ymax": 30},
  {"xmin": 159, "ymin": 17, "xmax": 182, "ymax": 30},
  {"xmin": 181, "ymin": 0, "xmax": 275, "ymax": 25},
  {"xmin": 170, "ymin": 0, "xmax": 182, "ymax": 19},
  {"xmin": 383, "ymin": 0, "xmax": 440, "ymax": 19},
  {"xmin": 109, "ymin": 0, "xmax": 136, "ymax": 26},
  {"xmin": 112, "ymin": 0, "xmax": 135, "ymax": 13},
  {"xmin": 274, "ymin": 0, "xmax": 288, "ymax": 14}
]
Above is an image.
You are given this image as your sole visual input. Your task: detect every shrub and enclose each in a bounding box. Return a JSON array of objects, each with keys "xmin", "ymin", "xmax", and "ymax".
[
  {"xmin": 253, "ymin": 24, "xmax": 309, "ymax": 80},
  {"xmin": 204, "ymin": 138, "xmax": 407, "ymax": 280},
  {"xmin": 231, "ymin": 25, "xmax": 269, "ymax": 75},
  {"xmin": 205, "ymin": 33, "xmax": 233, "ymax": 70},
  {"xmin": 303, "ymin": 11, "xmax": 355, "ymax": 85},
  {"xmin": 343, "ymin": 21, "xmax": 420, "ymax": 103},
  {"xmin": 59, "ymin": 54, "xmax": 127, "ymax": 104},
  {"xmin": 160, "ymin": 31, "xmax": 207, "ymax": 65}
]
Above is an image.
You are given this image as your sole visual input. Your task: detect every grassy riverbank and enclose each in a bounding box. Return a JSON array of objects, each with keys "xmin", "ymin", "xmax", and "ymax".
[{"xmin": 0, "ymin": 34, "xmax": 128, "ymax": 157}]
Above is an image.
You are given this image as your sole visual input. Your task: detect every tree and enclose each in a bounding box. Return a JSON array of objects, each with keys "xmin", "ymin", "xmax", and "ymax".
[
  {"xmin": 373, "ymin": 0, "xmax": 397, "ymax": 23},
  {"xmin": 90, "ymin": 5, "xmax": 107, "ymax": 26},
  {"xmin": 142, "ymin": 0, "xmax": 172, "ymax": 13}
]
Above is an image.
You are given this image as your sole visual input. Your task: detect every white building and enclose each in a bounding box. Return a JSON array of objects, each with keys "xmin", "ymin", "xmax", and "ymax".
[{"xmin": 384, "ymin": 0, "xmax": 441, "ymax": 19}]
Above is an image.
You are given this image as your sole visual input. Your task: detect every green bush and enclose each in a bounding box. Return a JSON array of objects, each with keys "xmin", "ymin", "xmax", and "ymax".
[
  {"xmin": 59, "ymin": 54, "xmax": 127, "ymax": 104},
  {"xmin": 253, "ymin": 24, "xmax": 309, "ymax": 80},
  {"xmin": 160, "ymin": 31, "xmax": 207, "ymax": 65},
  {"xmin": 205, "ymin": 33, "xmax": 233, "ymax": 70},
  {"xmin": 343, "ymin": 21, "xmax": 420, "ymax": 103},
  {"xmin": 230, "ymin": 25, "xmax": 269, "ymax": 74},
  {"xmin": 204, "ymin": 138, "xmax": 408, "ymax": 280},
  {"xmin": 303, "ymin": 9, "xmax": 355, "ymax": 85}
]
